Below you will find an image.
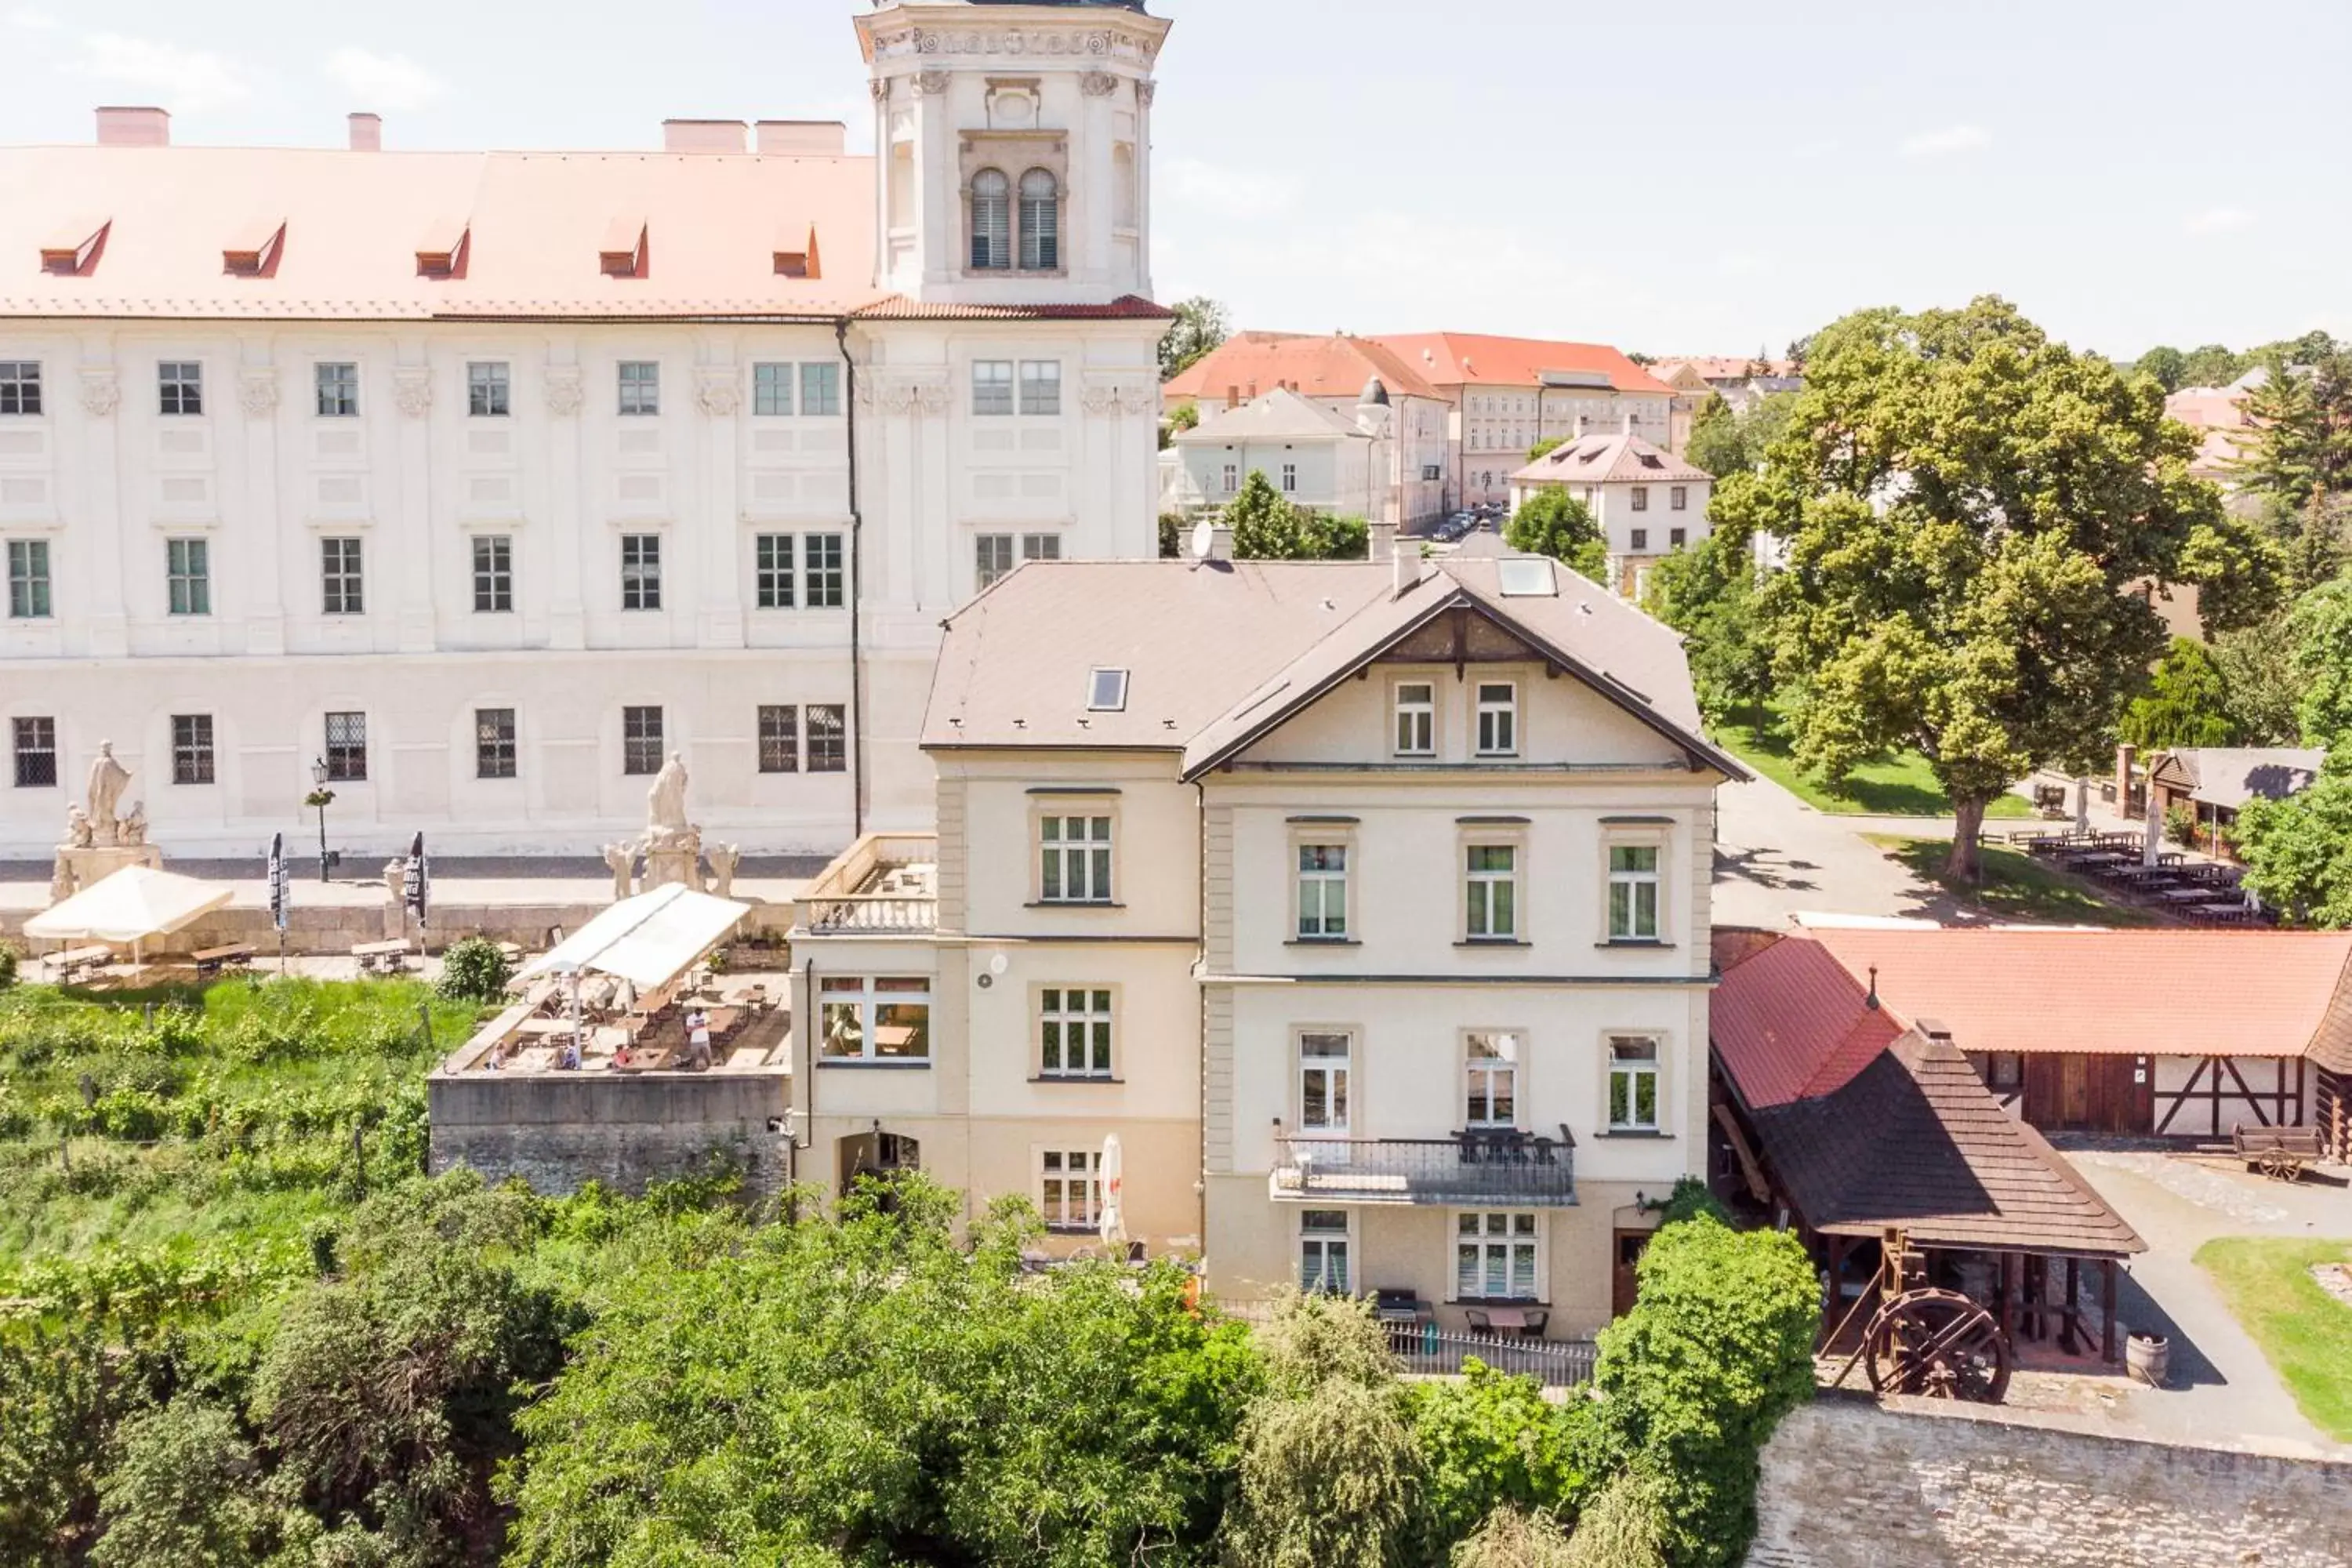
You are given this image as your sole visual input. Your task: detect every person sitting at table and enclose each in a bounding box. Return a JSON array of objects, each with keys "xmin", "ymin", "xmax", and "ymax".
[
  {"xmin": 557, "ymin": 1037, "xmax": 582, "ymax": 1072},
  {"xmin": 613, "ymin": 1043, "xmax": 637, "ymax": 1070}
]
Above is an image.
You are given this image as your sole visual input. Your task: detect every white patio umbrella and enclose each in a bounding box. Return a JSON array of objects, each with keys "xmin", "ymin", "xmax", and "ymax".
[
  {"xmin": 24, "ymin": 866, "xmax": 232, "ymax": 964},
  {"xmin": 1098, "ymin": 1132, "xmax": 1127, "ymax": 1252}
]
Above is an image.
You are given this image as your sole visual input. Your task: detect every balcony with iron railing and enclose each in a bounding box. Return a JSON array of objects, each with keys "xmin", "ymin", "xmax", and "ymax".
[
  {"xmin": 796, "ymin": 833, "xmax": 939, "ymax": 936},
  {"xmin": 1269, "ymin": 1126, "xmax": 1577, "ymax": 1207}
]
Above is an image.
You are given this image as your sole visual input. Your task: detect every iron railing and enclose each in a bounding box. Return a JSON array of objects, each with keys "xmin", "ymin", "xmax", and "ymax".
[
  {"xmin": 1270, "ymin": 1129, "xmax": 1577, "ymax": 1206},
  {"xmin": 1214, "ymin": 1298, "xmax": 1596, "ymax": 1388}
]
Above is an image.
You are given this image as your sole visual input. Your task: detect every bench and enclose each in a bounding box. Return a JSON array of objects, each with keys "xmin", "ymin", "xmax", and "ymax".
[
  {"xmin": 46, "ymin": 944, "xmax": 112, "ymax": 983},
  {"xmin": 2234, "ymin": 1124, "xmax": 2324, "ymax": 1183},
  {"xmin": 350, "ymin": 939, "xmax": 412, "ymax": 975},
  {"xmin": 191, "ymin": 943, "xmax": 255, "ymax": 977}
]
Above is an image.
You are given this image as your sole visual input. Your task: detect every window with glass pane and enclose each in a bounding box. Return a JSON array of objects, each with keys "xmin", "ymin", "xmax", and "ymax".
[
  {"xmin": 804, "ymin": 534, "xmax": 844, "ymax": 607},
  {"xmin": 1020, "ymin": 533, "xmax": 1061, "ymax": 563},
  {"xmin": 1630, "ymin": 528, "xmax": 1648, "ymax": 551},
  {"xmin": 12, "ymin": 717, "xmax": 56, "ymax": 788},
  {"xmin": 800, "ymin": 362, "xmax": 840, "ymax": 416},
  {"xmin": 0, "ymin": 361, "xmax": 43, "ymax": 416},
  {"xmin": 819, "ymin": 975, "xmax": 931, "ymax": 1061},
  {"xmin": 172, "ymin": 714, "xmax": 214, "ymax": 784},
  {"xmin": 970, "ymin": 169, "xmax": 1011, "ymax": 270},
  {"xmin": 1465, "ymin": 1032, "xmax": 1518, "ymax": 1127},
  {"xmin": 1300, "ymin": 1210, "xmax": 1350, "ymax": 1294},
  {"xmin": 1671, "ymin": 485, "xmax": 1688, "ymax": 511},
  {"xmin": 1040, "ymin": 986, "xmax": 1113, "ymax": 1077},
  {"xmin": 466, "ymin": 361, "xmax": 510, "ymax": 417},
  {"xmin": 1608, "ymin": 1036, "xmax": 1661, "ymax": 1130},
  {"xmin": 1018, "ymin": 168, "xmax": 1059, "ymax": 269},
  {"xmin": 1298, "ymin": 1032, "xmax": 1351, "ymax": 1133},
  {"xmin": 1670, "ymin": 528, "xmax": 1686, "ymax": 547},
  {"xmin": 1475, "ymin": 681, "xmax": 1516, "ymax": 756},
  {"xmin": 314, "ymin": 361, "xmax": 359, "ymax": 418},
  {"xmin": 1280, "ymin": 462, "xmax": 1297, "ymax": 492},
  {"xmin": 1018, "ymin": 360, "xmax": 1061, "ymax": 415},
  {"xmin": 475, "ymin": 708, "xmax": 517, "ymax": 779},
  {"xmin": 1455, "ymin": 1212, "xmax": 1539, "ymax": 1301},
  {"xmin": 1040, "ymin": 1149, "xmax": 1102, "ymax": 1229},
  {"xmin": 7, "ymin": 539, "xmax": 51, "ymax": 619},
  {"xmin": 158, "ymin": 361, "xmax": 203, "ymax": 416},
  {"xmin": 1465, "ymin": 844, "xmax": 1518, "ymax": 940},
  {"xmin": 617, "ymin": 360, "xmax": 659, "ymax": 416},
  {"xmin": 971, "ymin": 360, "xmax": 1014, "ymax": 416},
  {"xmin": 1394, "ymin": 682, "xmax": 1434, "ymax": 756},
  {"xmin": 323, "ymin": 711, "xmax": 367, "ymax": 782},
  {"xmin": 471, "ymin": 535, "xmax": 513, "ymax": 613},
  {"xmin": 757, "ymin": 704, "xmax": 799, "ymax": 774},
  {"xmin": 620, "ymin": 534, "xmax": 662, "ymax": 611},
  {"xmin": 621, "ymin": 706, "xmax": 663, "ymax": 775},
  {"xmin": 1297, "ymin": 844, "xmax": 1348, "ymax": 938},
  {"xmin": 876, "ymin": 978, "xmax": 930, "ymax": 1058},
  {"xmin": 1608, "ymin": 844, "xmax": 1661, "ymax": 940},
  {"xmin": 975, "ymin": 534, "xmax": 1014, "ymax": 590},
  {"xmin": 1039, "ymin": 815, "xmax": 1112, "ymax": 903},
  {"xmin": 806, "ymin": 705, "xmax": 847, "ymax": 773},
  {"xmin": 1221, "ymin": 463, "xmax": 1237, "ymax": 493},
  {"xmin": 752, "ymin": 362, "xmax": 793, "ymax": 417},
  {"xmin": 1631, "ymin": 486, "xmax": 1649, "ymax": 512},
  {"xmin": 755, "ymin": 534, "xmax": 795, "ymax": 609},
  {"xmin": 166, "ymin": 537, "xmax": 209, "ymax": 616},
  {"xmin": 320, "ymin": 536, "xmax": 364, "ymax": 615}
]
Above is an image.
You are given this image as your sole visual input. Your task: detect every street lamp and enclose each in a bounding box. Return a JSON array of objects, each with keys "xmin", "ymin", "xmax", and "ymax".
[{"xmin": 304, "ymin": 757, "xmax": 336, "ymax": 884}]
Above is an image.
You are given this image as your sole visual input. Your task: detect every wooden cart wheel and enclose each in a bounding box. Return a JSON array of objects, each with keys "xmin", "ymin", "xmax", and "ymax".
[
  {"xmin": 2259, "ymin": 1150, "xmax": 2299, "ymax": 1183},
  {"xmin": 1864, "ymin": 1288, "xmax": 2013, "ymax": 1404}
]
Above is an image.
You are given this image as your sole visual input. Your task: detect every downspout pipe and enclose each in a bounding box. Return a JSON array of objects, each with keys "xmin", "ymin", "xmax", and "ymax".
[{"xmin": 837, "ymin": 319, "xmax": 866, "ymax": 838}]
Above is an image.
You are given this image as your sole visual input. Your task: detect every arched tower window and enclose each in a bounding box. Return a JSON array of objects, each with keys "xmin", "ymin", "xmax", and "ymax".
[
  {"xmin": 971, "ymin": 169, "xmax": 1011, "ymax": 270},
  {"xmin": 1018, "ymin": 168, "xmax": 1060, "ymax": 270}
]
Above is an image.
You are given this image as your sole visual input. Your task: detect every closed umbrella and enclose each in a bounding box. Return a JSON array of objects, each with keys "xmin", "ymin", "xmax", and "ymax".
[{"xmin": 1098, "ymin": 1133, "xmax": 1127, "ymax": 1253}]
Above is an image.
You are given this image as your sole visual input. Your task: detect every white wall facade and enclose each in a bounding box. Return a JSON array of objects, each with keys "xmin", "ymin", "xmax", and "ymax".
[
  {"xmin": 1174, "ymin": 431, "xmax": 1374, "ymax": 517},
  {"xmin": 1456, "ymin": 389, "xmax": 1674, "ymax": 506}
]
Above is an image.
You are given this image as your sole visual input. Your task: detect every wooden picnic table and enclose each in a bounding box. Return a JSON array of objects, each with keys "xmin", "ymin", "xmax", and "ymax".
[
  {"xmin": 2192, "ymin": 902, "xmax": 2251, "ymax": 921},
  {"xmin": 191, "ymin": 943, "xmax": 255, "ymax": 976},
  {"xmin": 47, "ymin": 944, "xmax": 111, "ymax": 981},
  {"xmin": 2158, "ymin": 886, "xmax": 2211, "ymax": 904},
  {"xmin": 350, "ymin": 939, "xmax": 412, "ymax": 975}
]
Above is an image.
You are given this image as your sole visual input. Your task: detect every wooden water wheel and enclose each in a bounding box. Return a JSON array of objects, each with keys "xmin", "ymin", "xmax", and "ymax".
[{"xmin": 1864, "ymin": 1287, "xmax": 2012, "ymax": 1403}]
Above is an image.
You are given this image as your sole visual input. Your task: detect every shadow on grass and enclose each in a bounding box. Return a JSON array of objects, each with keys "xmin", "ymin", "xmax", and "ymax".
[
  {"xmin": 1868, "ymin": 835, "xmax": 2156, "ymax": 928},
  {"xmin": 1711, "ymin": 710, "xmax": 2028, "ymax": 818}
]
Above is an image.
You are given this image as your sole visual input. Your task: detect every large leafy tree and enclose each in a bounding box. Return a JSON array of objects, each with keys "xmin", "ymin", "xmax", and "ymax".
[
  {"xmin": 1642, "ymin": 531, "xmax": 1773, "ymax": 725},
  {"xmin": 1160, "ymin": 296, "xmax": 1231, "ymax": 381},
  {"xmin": 2228, "ymin": 343, "xmax": 2352, "ymax": 518},
  {"xmin": 1223, "ymin": 470, "xmax": 1367, "ymax": 560},
  {"xmin": 2118, "ymin": 637, "xmax": 2238, "ymax": 749},
  {"xmin": 2134, "ymin": 345, "xmax": 2187, "ymax": 393},
  {"xmin": 1714, "ymin": 296, "xmax": 2274, "ymax": 876},
  {"xmin": 1503, "ymin": 489, "xmax": 1606, "ymax": 583}
]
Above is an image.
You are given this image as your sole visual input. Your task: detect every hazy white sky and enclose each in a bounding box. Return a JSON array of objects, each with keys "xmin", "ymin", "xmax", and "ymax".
[{"xmin": 5, "ymin": 0, "xmax": 2344, "ymax": 359}]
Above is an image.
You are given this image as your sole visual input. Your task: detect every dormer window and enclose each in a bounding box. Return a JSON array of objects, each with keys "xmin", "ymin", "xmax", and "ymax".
[
  {"xmin": 599, "ymin": 218, "xmax": 648, "ymax": 278},
  {"xmin": 1018, "ymin": 168, "xmax": 1060, "ymax": 270},
  {"xmin": 223, "ymin": 219, "xmax": 285, "ymax": 277},
  {"xmin": 1087, "ymin": 667, "xmax": 1129, "ymax": 713},
  {"xmin": 416, "ymin": 218, "xmax": 468, "ymax": 278},
  {"xmin": 41, "ymin": 217, "xmax": 107, "ymax": 276},
  {"xmin": 971, "ymin": 169, "xmax": 1012, "ymax": 270}
]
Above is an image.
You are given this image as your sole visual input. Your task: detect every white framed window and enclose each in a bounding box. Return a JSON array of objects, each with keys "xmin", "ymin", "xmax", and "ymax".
[
  {"xmin": 471, "ymin": 534, "xmax": 513, "ymax": 614},
  {"xmin": 1631, "ymin": 485, "xmax": 1649, "ymax": 512},
  {"xmin": 1296, "ymin": 844, "xmax": 1348, "ymax": 939},
  {"xmin": 1221, "ymin": 463, "xmax": 1238, "ymax": 493},
  {"xmin": 1298, "ymin": 1030, "xmax": 1352, "ymax": 1134},
  {"xmin": 617, "ymin": 360, "xmax": 659, "ymax": 416},
  {"xmin": 1608, "ymin": 1035, "xmax": 1661, "ymax": 1131},
  {"xmin": 756, "ymin": 533, "xmax": 796, "ymax": 609},
  {"xmin": 475, "ymin": 707, "xmax": 517, "ymax": 779},
  {"xmin": 1455, "ymin": 1212, "xmax": 1540, "ymax": 1301},
  {"xmin": 0, "ymin": 361, "xmax": 41, "ymax": 416},
  {"xmin": 158, "ymin": 361, "xmax": 203, "ymax": 416},
  {"xmin": 1087, "ymin": 667, "xmax": 1128, "ymax": 713},
  {"xmin": 1280, "ymin": 462, "xmax": 1298, "ymax": 493},
  {"xmin": 320, "ymin": 536, "xmax": 364, "ymax": 615},
  {"xmin": 1608, "ymin": 843, "xmax": 1661, "ymax": 942},
  {"xmin": 466, "ymin": 361, "xmax": 510, "ymax": 417},
  {"xmin": 972, "ymin": 360, "xmax": 1015, "ymax": 416},
  {"xmin": 1464, "ymin": 1031, "xmax": 1519, "ymax": 1129},
  {"xmin": 757, "ymin": 704, "xmax": 799, "ymax": 774},
  {"xmin": 621, "ymin": 705, "xmax": 663, "ymax": 775},
  {"xmin": 804, "ymin": 534, "xmax": 844, "ymax": 608},
  {"xmin": 818, "ymin": 975, "xmax": 931, "ymax": 1062},
  {"xmin": 752, "ymin": 362, "xmax": 794, "ymax": 417},
  {"xmin": 1039, "ymin": 814, "xmax": 1112, "ymax": 903},
  {"xmin": 8, "ymin": 539, "xmax": 52, "ymax": 619},
  {"xmin": 171, "ymin": 713, "xmax": 214, "ymax": 785},
  {"xmin": 1039, "ymin": 1149, "xmax": 1102, "ymax": 1231},
  {"xmin": 1670, "ymin": 527, "xmax": 1686, "ymax": 548},
  {"xmin": 1393, "ymin": 681, "xmax": 1435, "ymax": 757},
  {"xmin": 1465, "ymin": 844, "xmax": 1519, "ymax": 941},
  {"xmin": 1018, "ymin": 167, "xmax": 1060, "ymax": 270},
  {"xmin": 1475, "ymin": 681, "xmax": 1517, "ymax": 757},
  {"xmin": 1670, "ymin": 485, "xmax": 1688, "ymax": 511},
  {"xmin": 12, "ymin": 716, "xmax": 57, "ymax": 787},
  {"xmin": 1019, "ymin": 532, "xmax": 1061, "ymax": 564},
  {"xmin": 1040, "ymin": 987, "xmax": 1113, "ymax": 1078},
  {"xmin": 800, "ymin": 362, "xmax": 841, "ymax": 416},
  {"xmin": 314, "ymin": 361, "xmax": 359, "ymax": 418},
  {"xmin": 971, "ymin": 169, "xmax": 1012, "ymax": 270},
  {"xmin": 1019, "ymin": 360, "xmax": 1061, "ymax": 416},
  {"xmin": 323, "ymin": 710, "xmax": 367, "ymax": 782},
  {"xmin": 807, "ymin": 704, "xmax": 847, "ymax": 772},
  {"xmin": 1300, "ymin": 1208, "xmax": 1352, "ymax": 1294},
  {"xmin": 620, "ymin": 533, "xmax": 662, "ymax": 611},
  {"xmin": 165, "ymin": 537, "xmax": 209, "ymax": 616},
  {"xmin": 976, "ymin": 533, "xmax": 1015, "ymax": 590}
]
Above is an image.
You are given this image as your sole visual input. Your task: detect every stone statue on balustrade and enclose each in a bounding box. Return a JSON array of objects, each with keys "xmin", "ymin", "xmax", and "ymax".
[
  {"xmin": 598, "ymin": 751, "xmax": 724, "ymax": 898},
  {"xmin": 86, "ymin": 742, "xmax": 131, "ymax": 847},
  {"xmin": 48, "ymin": 742, "xmax": 163, "ymax": 905}
]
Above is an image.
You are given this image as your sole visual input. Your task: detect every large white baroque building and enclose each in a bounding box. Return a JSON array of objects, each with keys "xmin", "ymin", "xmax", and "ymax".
[{"xmin": 0, "ymin": 0, "xmax": 1171, "ymax": 860}]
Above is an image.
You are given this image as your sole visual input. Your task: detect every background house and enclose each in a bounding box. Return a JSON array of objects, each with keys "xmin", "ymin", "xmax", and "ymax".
[
  {"xmin": 1506, "ymin": 425, "xmax": 1715, "ymax": 598},
  {"xmin": 1167, "ymin": 384, "xmax": 1387, "ymax": 521}
]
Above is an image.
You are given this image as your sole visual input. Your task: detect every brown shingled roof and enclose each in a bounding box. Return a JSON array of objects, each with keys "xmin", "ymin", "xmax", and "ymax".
[{"xmin": 1747, "ymin": 1028, "xmax": 2145, "ymax": 1258}]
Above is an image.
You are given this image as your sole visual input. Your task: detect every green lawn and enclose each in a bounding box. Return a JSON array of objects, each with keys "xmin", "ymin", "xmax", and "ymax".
[
  {"xmin": 2195, "ymin": 1237, "xmax": 2352, "ymax": 1443},
  {"xmin": 1711, "ymin": 706, "xmax": 2032, "ymax": 818},
  {"xmin": 1864, "ymin": 834, "xmax": 2156, "ymax": 927}
]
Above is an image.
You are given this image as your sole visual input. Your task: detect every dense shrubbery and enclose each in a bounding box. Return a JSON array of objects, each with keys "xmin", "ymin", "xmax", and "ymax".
[{"xmin": 437, "ymin": 937, "xmax": 515, "ymax": 1004}]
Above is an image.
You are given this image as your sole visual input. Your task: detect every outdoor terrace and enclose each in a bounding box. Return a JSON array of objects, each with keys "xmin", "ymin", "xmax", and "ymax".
[
  {"xmin": 1269, "ymin": 1129, "xmax": 1578, "ymax": 1207},
  {"xmin": 797, "ymin": 833, "xmax": 939, "ymax": 935}
]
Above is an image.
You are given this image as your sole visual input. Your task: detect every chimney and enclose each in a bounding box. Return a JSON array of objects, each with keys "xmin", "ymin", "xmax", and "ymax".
[
  {"xmin": 1367, "ymin": 521, "xmax": 1397, "ymax": 564},
  {"xmin": 348, "ymin": 113, "xmax": 382, "ymax": 152},
  {"xmin": 1225, "ymin": 383, "xmax": 1240, "ymax": 408},
  {"xmin": 1392, "ymin": 537, "xmax": 1425, "ymax": 597},
  {"xmin": 663, "ymin": 118, "xmax": 748, "ymax": 154},
  {"xmin": 96, "ymin": 107, "xmax": 170, "ymax": 148},
  {"xmin": 755, "ymin": 120, "xmax": 847, "ymax": 156},
  {"xmin": 1575, "ymin": 415, "xmax": 1591, "ymax": 437},
  {"xmin": 1207, "ymin": 524, "xmax": 1233, "ymax": 563},
  {"xmin": 1915, "ymin": 1018, "xmax": 1954, "ymax": 1044}
]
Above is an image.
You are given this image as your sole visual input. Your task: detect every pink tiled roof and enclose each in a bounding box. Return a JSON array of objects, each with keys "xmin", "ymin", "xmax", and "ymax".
[
  {"xmin": 853, "ymin": 294, "xmax": 1174, "ymax": 321},
  {"xmin": 1711, "ymin": 933, "xmax": 1904, "ymax": 1109},
  {"xmin": 1374, "ymin": 332, "xmax": 1672, "ymax": 397},
  {"xmin": 1510, "ymin": 431, "xmax": 1711, "ymax": 487},
  {"xmin": 1651, "ymin": 355, "xmax": 1798, "ymax": 383},
  {"xmin": 1161, "ymin": 333, "xmax": 1439, "ymax": 401}
]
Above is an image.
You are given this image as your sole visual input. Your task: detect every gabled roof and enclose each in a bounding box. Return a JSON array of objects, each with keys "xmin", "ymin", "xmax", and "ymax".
[
  {"xmin": 1650, "ymin": 355, "xmax": 1799, "ymax": 383},
  {"xmin": 1510, "ymin": 430, "xmax": 1711, "ymax": 487},
  {"xmin": 920, "ymin": 555, "xmax": 1744, "ymax": 784},
  {"xmin": 1374, "ymin": 332, "xmax": 1673, "ymax": 397},
  {"xmin": 1161, "ymin": 333, "xmax": 1440, "ymax": 401},
  {"xmin": 1175, "ymin": 387, "xmax": 1370, "ymax": 445},
  {"xmin": 2148, "ymin": 747, "xmax": 2325, "ymax": 811}
]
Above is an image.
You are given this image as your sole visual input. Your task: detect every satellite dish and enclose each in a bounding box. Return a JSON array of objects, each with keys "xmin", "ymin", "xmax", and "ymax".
[
  {"xmin": 989, "ymin": 952, "xmax": 1010, "ymax": 978},
  {"xmin": 1189, "ymin": 519, "xmax": 1215, "ymax": 559}
]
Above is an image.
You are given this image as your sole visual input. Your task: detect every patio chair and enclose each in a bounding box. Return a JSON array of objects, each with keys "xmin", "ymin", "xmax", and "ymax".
[
  {"xmin": 1464, "ymin": 1308, "xmax": 1494, "ymax": 1334},
  {"xmin": 1517, "ymin": 1309, "xmax": 1549, "ymax": 1339}
]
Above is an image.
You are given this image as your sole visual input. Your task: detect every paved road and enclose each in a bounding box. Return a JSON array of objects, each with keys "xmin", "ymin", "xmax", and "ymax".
[{"xmin": 1712, "ymin": 773, "xmax": 1947, "ymax": 927}]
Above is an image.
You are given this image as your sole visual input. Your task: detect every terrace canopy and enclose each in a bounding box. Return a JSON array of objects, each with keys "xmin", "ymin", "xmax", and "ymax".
[
  {"xmin": 23, "ymin": 866, "xmax": 232, "ymax": 952},
  {"xmin": 515, "ymin": 883, "xmax": 750, "ymax": 993}
]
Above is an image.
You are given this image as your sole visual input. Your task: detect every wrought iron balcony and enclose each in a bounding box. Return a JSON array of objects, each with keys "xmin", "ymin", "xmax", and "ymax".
[{"xmin": 1269, "ymin": 1128, "xmax": 1577, "ymax": 1207}]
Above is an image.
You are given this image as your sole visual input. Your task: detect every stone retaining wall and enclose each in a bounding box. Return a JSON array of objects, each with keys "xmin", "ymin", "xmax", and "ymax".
[
  {"xmin": 428, "ymin": 1069, "xmax": 794, "ymax": 1198},
  {"xmin": 1748, "ymin": 1398, "xmax": 2352, "ymax": 1567}
]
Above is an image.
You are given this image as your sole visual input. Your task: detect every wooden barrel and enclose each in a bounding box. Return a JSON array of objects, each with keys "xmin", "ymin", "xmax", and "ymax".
[{"xmin": 2126, "ymin": 1330, "xmax": 2169, "ymax": 1388}]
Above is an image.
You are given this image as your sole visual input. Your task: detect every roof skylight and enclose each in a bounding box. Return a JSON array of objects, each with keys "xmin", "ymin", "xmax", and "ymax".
[
  {"xmin": 1497, "ymin": 557, "xmax": 1557, "ymax": 597},
  {"xmin": 1087, "ymin": 667, "xmax": 1130, "ymax": 712}
]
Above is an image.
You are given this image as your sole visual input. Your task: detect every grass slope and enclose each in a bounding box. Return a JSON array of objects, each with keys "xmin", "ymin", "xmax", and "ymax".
[
  {"xmin": 1864, "ymin": 834, "xmax": 2156, "ymax": 927},
  {"xmin": 1711, "ymin": 707, "xmax": 2032, "ymax": 818},
  {"xmin": 2194, "ymin": 1237, "xmax": 2352, "ymax": 1443}
]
